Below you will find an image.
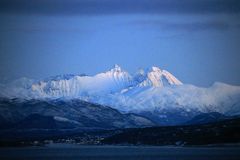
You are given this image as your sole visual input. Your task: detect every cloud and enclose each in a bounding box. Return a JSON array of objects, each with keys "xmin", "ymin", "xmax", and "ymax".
[
  {"xmin": 130, "ymin": 20, "xmax": 235, "ymax": 31},
  {"xmin": 0, "ymin": 0, "xmax": 240, "ymax": 16}
]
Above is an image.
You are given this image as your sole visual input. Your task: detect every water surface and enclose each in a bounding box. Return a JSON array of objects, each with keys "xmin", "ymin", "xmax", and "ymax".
[{"xmin": 0, "ymin": 144, "xmax": 240, "ymax": 160}]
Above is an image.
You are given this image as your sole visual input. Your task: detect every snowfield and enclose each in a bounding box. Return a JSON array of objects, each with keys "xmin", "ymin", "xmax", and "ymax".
[{"xmin": 1, "ymin": 65, "xmax": 240, "ymax": 124}]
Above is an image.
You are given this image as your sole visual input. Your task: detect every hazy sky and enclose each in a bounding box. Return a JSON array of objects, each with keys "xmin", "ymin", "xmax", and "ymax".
[{"xmin": 0, "ymin": 0, "xmax": 240, "ymax": 86}]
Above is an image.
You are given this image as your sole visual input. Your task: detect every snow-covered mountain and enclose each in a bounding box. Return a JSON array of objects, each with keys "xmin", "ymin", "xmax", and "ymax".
[
  {"xmin": 0, "ymin": 65, "xmax": 182, "ymax": 99},
  {"xmin": 97, "ymin": 82, "xmax": 240, "ymax": 125},
  {"xmin": 30, "ymin": 64, "xmax": 134, "ymax": 98},
  {"xmin": 133, "ymin": 66, "xmax": 182, "ymax": 87},
  {"xmin": 1, "ymin": 65, "xmax": 240, "ymax": 125}
]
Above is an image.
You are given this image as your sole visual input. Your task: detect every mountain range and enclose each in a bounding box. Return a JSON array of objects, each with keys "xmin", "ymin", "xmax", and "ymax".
[{"xmin": 0, "ymin": 65, "xmax": 240, "ymax": 127}]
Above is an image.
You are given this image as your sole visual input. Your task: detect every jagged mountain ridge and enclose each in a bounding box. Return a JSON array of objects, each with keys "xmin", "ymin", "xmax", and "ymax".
[
  {"xmin": 0, "ymin": 98, "xmax": 154, "ymax": 130},
  {"xmin": 1, "ymin": 65, "xmax": 240, "ymax": 125},
  {"xmin": 0, "ymin": 64, "xmax": 182, "ymax": 99}
]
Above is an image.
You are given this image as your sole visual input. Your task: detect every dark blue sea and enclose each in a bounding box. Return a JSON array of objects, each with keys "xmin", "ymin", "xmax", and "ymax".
[{"xmin": 1, "ymin": 144, "xmax": 240, "ymax": 160}]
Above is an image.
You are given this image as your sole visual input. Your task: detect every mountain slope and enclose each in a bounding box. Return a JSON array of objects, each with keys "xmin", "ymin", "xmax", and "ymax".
[
  {"xmin": 185, "ymin": 112, "xmax": 228, "ymax": 125},
  {"xmin": 89, "ymin": 82, "xmax": 240, "ymax": 125},
  {"xmin": 102, "ymin": 117, "xmax": 240, "ymax": 146},
  {"xmin": 0, "ymin": 65, "xmax": 182, "ymax": 99},
  {"xmin": 0, "ymin": 65, "xmax": 240, "ymax": 125},
  {"xmin": 133, "ymin": 66, "xmax": 182, "ymax": 87},
  {"xmin": 0, "ymin": 98, "xmax": 155, "ymax": 130}
]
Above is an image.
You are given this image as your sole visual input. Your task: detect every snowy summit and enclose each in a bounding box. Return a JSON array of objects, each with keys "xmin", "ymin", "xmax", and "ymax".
[{"xmin": 0, "ymin": 64, "xmax": 240, "ymax": 124}]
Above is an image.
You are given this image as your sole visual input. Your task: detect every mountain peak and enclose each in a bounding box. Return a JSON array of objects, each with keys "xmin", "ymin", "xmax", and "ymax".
[
  {"xmin": 110, "ymin": 64, "xmax": 122, "ymax": 72},
  {"xmin": 134, "ymin": 66, "xmax": 182, "ymax": 87},
  {"xmin": 0, "ymin": 65, "xmax": 183, "ymax": 99},
  {"xmin": 151, "ymin": 66, "xmax": 162, "ymax": 72}
]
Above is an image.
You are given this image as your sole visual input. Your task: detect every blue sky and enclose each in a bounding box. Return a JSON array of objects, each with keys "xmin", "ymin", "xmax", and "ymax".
[{"xmin": 0, "ymin": 0, "xmax": 240, "ymax": 86}]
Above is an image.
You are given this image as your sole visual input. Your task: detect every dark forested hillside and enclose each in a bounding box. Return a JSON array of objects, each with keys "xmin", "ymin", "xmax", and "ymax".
[{"xmin": 102, "ymin": 118, "xmax": 240, "ymax": 146}]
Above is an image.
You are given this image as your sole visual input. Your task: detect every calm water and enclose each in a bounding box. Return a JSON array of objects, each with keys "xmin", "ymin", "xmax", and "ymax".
[{"xmin": 0, "ymin": 144, "xmax": 240, "ymax": 160}]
